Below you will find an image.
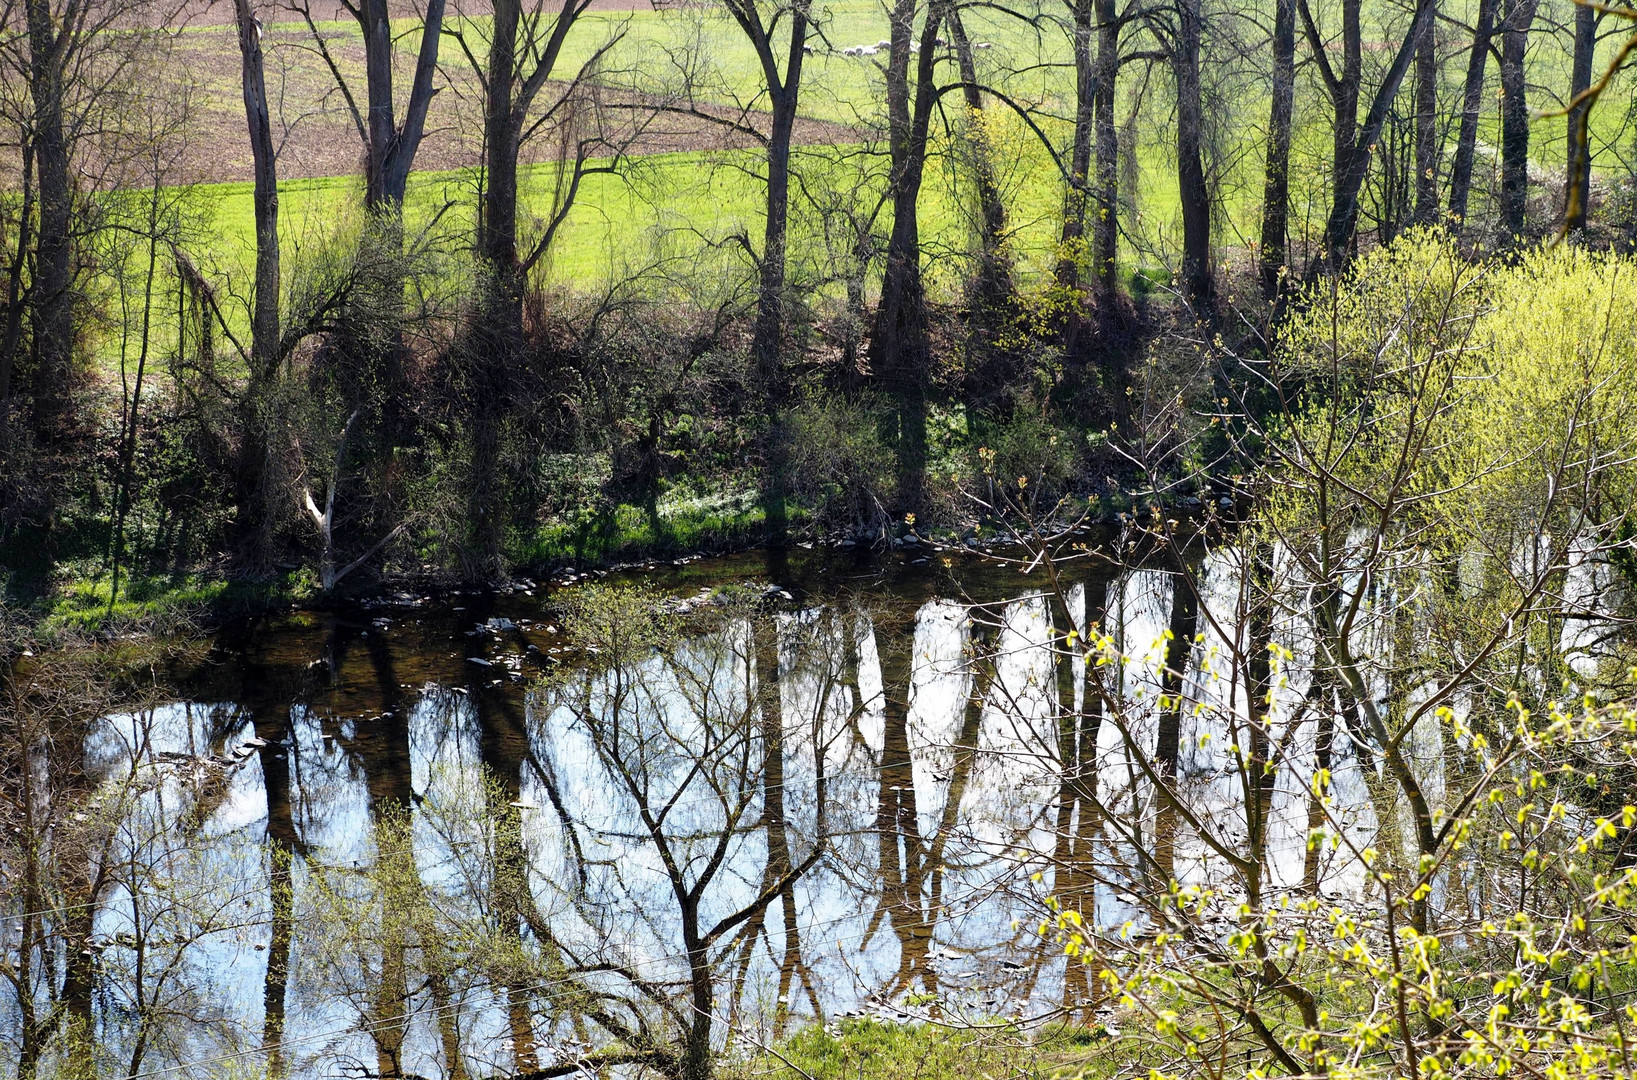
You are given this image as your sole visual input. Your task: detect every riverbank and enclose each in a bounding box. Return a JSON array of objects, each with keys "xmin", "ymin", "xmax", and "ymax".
[{"xmin": 13, "ymin": 486, "xmax": 1159, "ymax": 641}]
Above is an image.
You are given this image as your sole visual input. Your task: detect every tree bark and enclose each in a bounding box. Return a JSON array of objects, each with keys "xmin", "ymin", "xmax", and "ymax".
[
  {"xmin": 1413, "ymin": 3, "xmax": 1441, "ymax": 225},
  {"xmin": 1171, "ymin": 0, "xmax": 1215, "ymax": 310},
  {"xmin": 949, "ymin": 8, "xmax": 1010, "ymax": 305},
  {"xmin": 24, "ymin": 0, "xmax": 76, "ymax": 444},
  {"xmin": 733, "ymin": 0, "xmax": 810, "ymax": 544},
  {"xmin": 1446, "ymin": 0, "xmax": 1496, "ymax": 227},
  {"xmin": 1564, "ymin": 1, "xmax": 1596, "ymax": 233},
  {"xmin": 232, "ymin": 0, "xmax": 283, "ymax": 566},
  {"xmin": 1319, "ymin": 0, "xmax": 1435, "ymax": 267},
  {"xmin": 1497, "ymin": 0, "xmax": 1539, "ymax": 241},
  {"xmin": 1093, "ymin": 0, "xmax": 1120, "ymax": 297},
  {"xmin": 1152, "ymin": 570, "xmax": 1198, "ymax": 883},
  {"xmin": 871, "ymin": 0, "xmax": 946, "ymax": 513},
  {"xmin": 361, "ymin": 0, "xmax": 446, "ymax": 214},
  {"xmin": 1057, "ymin": 0, "xmax": 1098, "ymax": 294},
  {"xmin": 1259, "ymin": 0, "xmax": 1296, "ymax": 301}
]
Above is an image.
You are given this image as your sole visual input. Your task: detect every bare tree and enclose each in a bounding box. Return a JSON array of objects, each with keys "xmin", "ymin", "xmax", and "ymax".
[{"xmin": 1446, "ymin": 0, "xmax": 1496, "ymax": 227}]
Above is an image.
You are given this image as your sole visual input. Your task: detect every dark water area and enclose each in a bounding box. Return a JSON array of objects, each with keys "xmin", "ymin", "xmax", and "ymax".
[{"xmin": 7, "ymin": 536, "xmax": 1395, "ymax": 1080}]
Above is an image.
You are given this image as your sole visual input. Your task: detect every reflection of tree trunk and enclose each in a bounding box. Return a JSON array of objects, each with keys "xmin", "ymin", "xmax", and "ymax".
[
  {"xmin": 1301, "ymin": 679, "xmax": 1336, "ymax": 895},
  {"xmin": 1054, "ymin": 581, "xmax": 1107, "ymax": 1019},
  {"xmin": 58, "ymin": 860, "xmax": 98, "ymax": 1077},
  {"xmin": 874, "ymin": 616, "xmax": 927, "ymax": 989},
  {"xmin": 1153, "ymin": 573, "xmax": 1197, "ymax": 884},
  {"xmin": 921, "ymin": 615, "xmax": 992, "ymax": 1001},
  {"xmin": 754, "ymin": 619, "xmax": 803, "ymax": 1033},
  {"xmin": 474, "ymin": 651, "xmax": 533, "ymax": 1079},
  {"xmin": 259, "ymin": 705, "xmax": 300, "ymax": 1080},
  {"xmin": 1246, "ymin": 547, "xmax": 1276, "ymax": 867},
  {"xmin": 358, "ymin": 637, "xmax": 415, "ymax": 1078}
]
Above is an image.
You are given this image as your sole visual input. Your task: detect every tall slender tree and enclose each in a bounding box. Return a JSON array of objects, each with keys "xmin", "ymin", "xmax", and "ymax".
[
  {"xmin": 1413, "ymin": 4, "xmax": 1441, "ymax": 225},
  {"xmin": 1447, "ymin": 0, "xmax": 1497, "ymax": 227},
  {"xmin": 1311, "ymin": 0, "xmax": 1436, "ymax": 266},
  {"xmin": 1259, "ymin": 0, "xmax": 1296, "ymax": 301},
  {"xmin": 1497, "ymin": 0, "xmax": 1540, "ymax": 240},
  {"xmin": 872, "ymin": 0, "xmax": 951, "ymax": 512},
  {"xmin": 1564, "ymin": 1, "xmax": 1597, "ymax": 233},
  {"xmin": 724, "ymin": 0, "xmax": 814, "ymax": 542},
  {"xmin": 1150, "ymin": 0, "xmax": 1215, "ymax": 308},
  {"xmin": 231, "ymin": 0, "xmax": 284, "ymax": 566}
]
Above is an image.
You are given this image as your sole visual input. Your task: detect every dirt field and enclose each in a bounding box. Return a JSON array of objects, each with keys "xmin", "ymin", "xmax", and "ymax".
[
  {"xmin": 156, "ymin": 16, "xmax": 856, "ymax": 187},
  {"xmin": 158, "ymin": 0, "xmax": 665, "ymax": 30}
]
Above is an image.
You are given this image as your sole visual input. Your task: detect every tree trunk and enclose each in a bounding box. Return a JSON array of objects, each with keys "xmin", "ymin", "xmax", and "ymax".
[
  {"xmin": 1413, "ymin": 3, "xmax": 1441, "ymax": 225},
  {"xmin": 1056, "ymin": 0, "xmax": 1097, "ymax": 293},
  {"xmin": 361, "ymin": 0, "xmax": 446, "ymax": 214},
  {"xmin": 755, "ymin": 85, "xmax": 800, "ymax": 547},
  {"xmin": 1259, "ymin": 0, "xmax": 1296, "ymax": 301},
  {"xmin": 258, "ymin": 706, "xmax": 299, "ymax": 1080},
  {"xmin": 481, "ymin": 0, "xmax": 523, "ymax": 318},
  {"xmin": 871, "ymin": 0, "xmax": 945, "ymax": 513},
  {"xmin": 949, "ymin": 8, "xmax": 1010, "ymax": 305},
  {"xmin": 1446, "ymin": 0, "xmax": 1496, "ymax": 227},
  {"xmin": 1335, "ymin": 0, "xmax": 1362, "ymax": 210},
  {"xmin": 750, "ymin": 81, "xmax": 802, "ymax": 377},
  {"xmin": 1172, "ymin": 0, "xmax": 1215, "ymax": 310},
  {"xmin": 1497, "ymin": 0, "xmax": 1539, "ymax": 241},
  {"xmin": 24, "ymin": 0, "xmax": 75, "ymax": 444},
  {"xmin": 1564, "ymin": 2, "xmax": 1596, "ymax": 233},
  {"xmin": 1093, "ymin": 0, "xmax": 1120, "ymax": 297},
  {"xmin": 233, "ymin": 0, "xmax": 283, "ymax": 566},
  {"xmin": 0, "ymin": 155, "xmax": 30, "ymax": 455},
  {"xmin": 1320, "ymin": 0, "xmax": 1434, "ymax": 267}
]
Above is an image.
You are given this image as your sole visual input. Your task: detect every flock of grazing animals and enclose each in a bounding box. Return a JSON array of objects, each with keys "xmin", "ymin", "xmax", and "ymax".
[{"xmin": 803, "ymin": 36, "xmax": 995, "ymax": 56}]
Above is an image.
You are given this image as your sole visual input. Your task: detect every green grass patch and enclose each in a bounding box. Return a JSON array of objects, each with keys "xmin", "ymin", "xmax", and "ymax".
[
  {"xmin": 514, "ymin": 487, "xmax": 785, "ymax": 567},
  {"xmin": 731, "ymin": 1017, "xmax": 1120, "ymax": 1080},
  {"xmin": 40, "ymin": 573, "xmax": 302, "ymax": 637}
]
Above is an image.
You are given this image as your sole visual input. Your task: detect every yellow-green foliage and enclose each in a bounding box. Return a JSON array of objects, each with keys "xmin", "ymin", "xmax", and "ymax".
[
  {"xmin": 1270, "ymin": 232, "xmax": 1637, "ymax": 569},
  {"xmin": 733, "ymin": 1018, "xmax": 1117, "ymax": 1080}
]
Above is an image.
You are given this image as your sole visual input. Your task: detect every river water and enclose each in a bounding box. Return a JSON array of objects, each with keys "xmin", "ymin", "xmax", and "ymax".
[{"xmin": 7, "ymin": 540, "xmax": 1398, "ymax": 1080}]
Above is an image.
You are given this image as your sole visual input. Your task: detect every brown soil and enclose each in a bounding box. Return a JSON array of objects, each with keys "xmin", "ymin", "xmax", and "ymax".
[
  {"xmin": 165, "ymin": 0, "xmax": 662, "ymax": 30},
  {"xmin": 153, "ymin": 19, "xmax": 855, "ymax": 186}
]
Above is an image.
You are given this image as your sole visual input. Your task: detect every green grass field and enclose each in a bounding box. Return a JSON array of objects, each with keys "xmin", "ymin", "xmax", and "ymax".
[{"xmin": 90, "ymin": 0, "xmax": 1632, "ymax": 369}]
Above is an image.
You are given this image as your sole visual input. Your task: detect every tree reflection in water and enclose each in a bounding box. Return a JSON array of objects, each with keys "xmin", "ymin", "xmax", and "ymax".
[{"xmin": 7, "ymin": 530, "xmax": 1613, "ymax": 1080}]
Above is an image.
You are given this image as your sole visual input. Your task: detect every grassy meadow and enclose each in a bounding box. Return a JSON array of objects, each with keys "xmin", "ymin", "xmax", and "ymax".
[{"xmin": 105, "ymin": 0, "xmax": 1632, "ymax": 371}]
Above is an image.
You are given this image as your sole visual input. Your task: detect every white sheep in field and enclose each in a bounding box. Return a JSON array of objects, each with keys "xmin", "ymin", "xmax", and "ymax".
[
  {"xmin": 974, "ymin": 41, "xmax": 993, "ymax": 48},
  {"xmin": 859, "ymin": 45, "xmax": 880, "ymax": 54},
  {"xmin": 842, "ymin": 45, "xmax": 863, "ymax": 55}
]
